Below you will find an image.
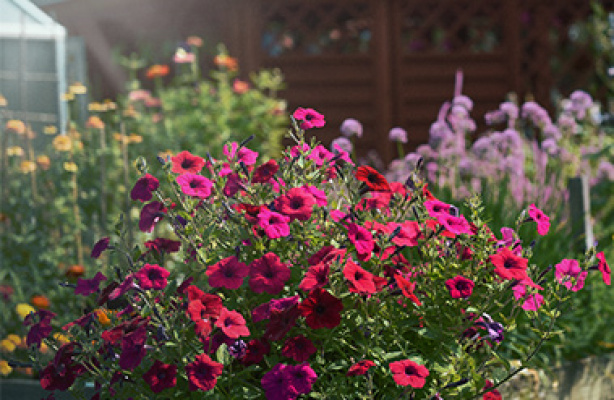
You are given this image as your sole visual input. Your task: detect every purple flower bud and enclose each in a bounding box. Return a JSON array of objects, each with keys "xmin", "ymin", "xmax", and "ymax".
[
  {"xmin": 340, "ymin": 118, "xmax": 363, "ymax": 138},
  {"xmin": 388, "ymin": 127, "xmax": 408, "ymax": 143}
]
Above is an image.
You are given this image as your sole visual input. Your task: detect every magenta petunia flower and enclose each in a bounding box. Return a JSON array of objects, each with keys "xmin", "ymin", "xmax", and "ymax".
[
  {"xmin": 388, "ymin": 221, "xmax": 422, "ymax": 247},
  {"xmin": 261, "ymin": 364, "xmax": 299, "ymax": 400},
  {"xmin": 343, "ymin": 259, "xmax": 377, "ymax": 294},
  {"xmin": 389, "ymin": 359, "xmax": 429, "ymax": 388},
  {"xmin": 249, "ymin": 252, "xmax": 292, "ymax": 294},
  {"xmin": 307, "ymin": 145, "xmax": 334, "ymax": 167},
  {"xmin": 134, "ymin": 263, "xmax": 170, "ymax": 290},
  {"xmin": 185, "ymin": 353, "xmax": 224, "ymax": 391},
  {"xmin": 282, "ymin": 335, "xmax": 317, "ymax": 363},
  {"xmin": 257, "ymin": 208, "xmax": 291, "ymax": 239},
  {"xmin": 109, "ymin": 274, "xmax": 136, "ymax": 300},
  {"xmin": 215, "ymin": 308, "xmax": 250, "ymax": 339},
  {"xmin": 177, "ymin": 173, "xmax": 213, "ymax": 198},
  {"xmin": 293, "ymin": 107, "xmax": 326, "ymax": 130},
  {"xmin": 528, "ymin": 204, "xmax": 550, "ymax": 235},
  {"xmin": 91, "ymin": 237, "xmax": 110, "ymax": 258},
  {"xmin": 139, "ymin": 201, "xmax": 165, "ymax": 233},
  {"xmin": 489, "ymin": 247, "xmax": 529, "ymax": 281},
  {"xmin": 596, "ymin": 252, "xmax": 611, "ymax": 285},
  {"xmin": 445, "ymin": 275, "xmax": 474, "ymax": 299},
  {"xmin": 206, "ymin": 256, "xmax": 249, "ymax": 289},
  {"xmin": 347, "ymin": 360, "xmax": 376, "ymax": 376},
  {"xmin": 302, "ymin": 185, "xmax": 328, "ymax": 206},
  {"xmin": 512, "ymin": 282, "xmax": 544, "ymax": 311},
  {"xmin": 143, "ymin": 360, "xmax": 177, "ymax": 393},
  {"xmin": 555, "ymin": 258, "xmax": 588, "ymax": 292},
  {"xmin": 171, "ymin": 151, "xmax": 206, "ymax": 174},
  {"xmin": 275, "ymin": 187, "xmax": 316, "ymax": 221},
  {"xmin": 285, "ymin": 363, "xmax": 318, "ymax": 395},
  {"xmin": 74, "ymin": 272, "xmax": 107, "ymax": 296},
  {"xmin": 424, "ymin": 200, "xmax": 452, "ymax": 217},
  {"xmin": 437, "ymin": 214, "xmax": 474, "ymax": 236},
  {"xmin": 347, "ymin": 223, "xmax": 374, "ymax": 256},
  {"xmin": 25, "ymin": 309, "xmax": 55, "ymax": 348},
  {"xmin": 252, "ymin": 296, "xmax": 300, "ymax": 323},
  {"xmin": 223, "ymin": 172, "xmax": 244, "ymax": 197},
  {"xmin": 299, "ymin": 262, "xmax": 330, "ymax": 292},
  {"xmin": 130, "ymin": 173, "xmax": 159, "ymax": 202}
]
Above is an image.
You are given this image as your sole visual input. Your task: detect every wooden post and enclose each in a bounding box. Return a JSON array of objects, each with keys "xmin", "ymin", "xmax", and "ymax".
[
  {"xmin": 372, "ymin": 0, "xmax": 393, "ymax": 164},
  {"xmin": 568, "ymin": 175, "xmax": 594, "ymax": 253}
]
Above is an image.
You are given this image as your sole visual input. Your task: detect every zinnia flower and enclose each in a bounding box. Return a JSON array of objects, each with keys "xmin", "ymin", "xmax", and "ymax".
[
  {"xmin": 185, "ymin": 353, "xmax": 223, "ymax": 391},
  {"xmin": 146, "ymin": 64, "xmax": 170, "ymax": 79},
  {"xmin": 389, "ymin": 359, "xmax": 429, "ymax": 388},
  {"xmin": 298, "ymin": 288, "xmax": 343, "ymax": 329}
]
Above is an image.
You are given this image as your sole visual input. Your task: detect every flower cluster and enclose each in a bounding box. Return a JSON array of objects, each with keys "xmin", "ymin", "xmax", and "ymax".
[{"xmin": 23, "ymin": 109, "xmax": 609, "ymax": 399}]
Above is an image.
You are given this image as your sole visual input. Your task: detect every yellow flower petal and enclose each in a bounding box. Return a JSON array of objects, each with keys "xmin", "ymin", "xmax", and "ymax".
[
  {"xmin": 0, "ymin": 360, "xmax": 12, "ymax": 376},
  {"xmin": 0, "ymin": 339, "xmax": 16, "ymax": 353},
  {"xmin": 16, "ymin": 303, "xmax": 35, "ymax": 320}
]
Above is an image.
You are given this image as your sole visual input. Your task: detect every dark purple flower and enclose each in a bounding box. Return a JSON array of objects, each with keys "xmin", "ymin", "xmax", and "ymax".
[
  {"xmin": 24, "ymin": 310, "xmax": 56, "ymax": 348},
  {"xmin": 74, "ymin": 272, "xmax": 107, "ymax": 296},
  {"xmin": 109, "ymin": 275, "xmax": 136, "ymax": 300},
  {"xmin": 90, "ymin": 237, "xmax": 110, "ymax": 258},
  {"xmin": 228, "ymin": 340, "xmax": 247, "ymax": 359},
  {"xmin": 40, "ymin": 343, "xmax": 85, "ymax": 391},
  {"xmin": 261, "ymin": 364, "xmax": 299, "ymax": 400},
  {"xmin": 131, "ymin": 174, "xmax": 159, "ymax": 202},
  {"xmin": 119, "ymin": 325, "xmax": 148, "ymax": 371},
  {"xmin": 139, "ymin": 201, "xmax": 165, "ymax": 233},
  {"xmin": 143, "ymin": 360, "xmax": 177, "ymax": 393},
  {"xmin": 144, "ymin": 238, "xmax": 181, "ymax": 254}
]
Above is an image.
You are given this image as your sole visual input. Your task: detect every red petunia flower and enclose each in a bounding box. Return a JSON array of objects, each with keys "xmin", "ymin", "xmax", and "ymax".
[
  {"xmin": 528, "ymin": 204, "xmax": 550, "ymax": 236},
  {"xmin": 597, "ymin": 251, "xmax": 611, "ymax": 285},
  {"xmin": 299, "ymin": 262, "xmax": 330, "ymax": 291},
  {"xmin": 355, "ymin": 165, "xmax": 391, "ymax": 192},
  {"xmin": 299, "ymin": 288, "xmax": 343, "ymax": 329},
  {"xmin": 252, "ymin": 159, "xmax": 279, "ymax": 183},
  {"xmin": 282, "ymin": 335, "xmax": 317, "ymax": 363},
  {"xmin": 185, "ymin": 353, "xmax": 223, "ymax": 391},
  {"xmin": 347, "ymin": 360, "xmax": 376, "ymax": 376},
  {"xmin": 394, "ymin": 273, "xmax": 422, "ymax": 306},
  {"xmin": 249, "ymin": 252, "xmax": 292, "ymax": 294},
  {"xmin": 143, "ymin": 360, "xmax": 177, "ymax": 393},
  {"xmin": 171, "ymin": 150, "xmax": 206, "ymax": 174},
  {"xmin": 275, "ymin": 187, "xmax": 316, "ymax": 221},
  {"xmin": 389, "ymin": 359, "xmax": 429, "ymax": 388},
  {"xmin": 134, "ymin": 263, "xmax": 170, "ymax": 290},
  {"xmin": 206, "ymin": 256, "xmax": 249, "ymax": 289},
  {"xmin": 445, "ymin": 275, "xmax": 474, "ymax": 299},
  {"xmin": 215, "ymin": 308, "xmax": 250, "ymax": 339},
  {"xmin": 130, "ymin": 173, "xmax": 159, "ymax": 202},
  {"xmin": 177, "ymin": 173, "xmax": 213, "ymax": 198},
  {"xmin": 489, "ymin": 247, "xmax": 529, "ymax": 281},
  {"xmin": 483, "ymin": 379, "xmax": 503, "ymax": 400},
  {"xmin": 343, "ymin": 259, "xmax": 377, "ymax": 294},
  {"xmin": 293, "ymin": 107, "xmax": 326, "ymax": 130}
]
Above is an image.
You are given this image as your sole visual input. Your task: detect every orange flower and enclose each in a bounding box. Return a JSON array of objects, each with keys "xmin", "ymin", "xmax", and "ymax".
[
  {"xmin": 31, "ymin": 295, "xmax": 50, "ymax": 309},
  {"xmin": 94, "ymin": 309, "xmax": 115, "ymax": 326},
  {"xmin": 214, "ymin": 55, "xmax": 238, "ymax": 71},
  {"xmin": 146, "ymin": 64, "xmax": 170, "ymax": 79},
  {"xmin": 5, "ymin": 120, "xmax": 25, "ymax": 135},
  {"xmin": 65, "ymin": 264, "xmax": 85, "ymax": 278},
  {"xmin": 52, "ymin": 135, "xmax": 72, "ymax": 152},
  {"xmin": 86, "ymin": 116, "xmax": 105, "ymax": 129},
  {"xmin": 233, "ymin": 79, "xmax": 249, "ymax": 94},
  {"xmin": 36, "ymin": 155, "xmax": 51, "ymax": 170}
]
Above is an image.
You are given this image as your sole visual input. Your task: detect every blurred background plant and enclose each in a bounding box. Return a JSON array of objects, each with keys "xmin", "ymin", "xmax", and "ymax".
[{"xmin": 0, "ymin": 40, "xmax": 288, "ymax": 379}]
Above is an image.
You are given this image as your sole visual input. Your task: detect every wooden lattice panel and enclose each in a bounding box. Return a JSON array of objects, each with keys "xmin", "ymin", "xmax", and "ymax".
[
  {"xmin": 260, "ymin": 0, "xmax": 374, "ymax": 56},
  {"xmin": 397, "ymin": 0, "xmax": 504, "ymax": 54}
]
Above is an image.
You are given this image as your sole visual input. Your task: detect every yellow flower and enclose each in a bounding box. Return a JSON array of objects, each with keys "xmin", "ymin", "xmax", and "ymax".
[
  {"xmin": 44, "ymin": 125, "xmax": 57, "ymax": 135},
  {"xmin": 16, "ymin": 303, "xmax": 35, "ymax": 319},
  {"xmin": 103, "ymin": 99, "xmax": 117, "ymax": 111},
  {"xmin": 63, "ymin": 161, "xmax": 78, "ymax": 172},
  {"xmin": 36, "ymin": 155, "xmax": 51, "ymax": 170},
  {"xmin": 0, "ymin": 339, "xmax": 16, "ymax": 353},
  {"xmin": 0, "ymin": 94, "xmax": 7, "ymax": 107},
  {"xmin": 52, "ymin": 135, "xmax": 72, "ymax": 152},
  {"xmin": 6, "ymin": 146, "xmax": 24, "ymax": 157},
  {"xmin": 19, "ymin": 160, "xmax": 37, "ymax": 174},
  {"xmin": 62, "ymin": 92, "xmax": 75, "ymax": 101},
  {"xmin": 88, "ymin": 102, "xmax": 103, "ymax": 112},
  {"xmin": 0, "ymin": 360, "xmax": 12, "ymax": 376},
  {"xmin": 53, "ymin": 333, "xmax": 70, "ymax": 344},
  {"xmin": 5, "ymin": 120, "xmax": 25, "ymax": 134},
  {"xmin": 128, "ymin": 133, "xmax": 143, "ymax": 144},
  {"xmin": 69, "ymin": 82, "xmax": 87, "ymax": 94}
]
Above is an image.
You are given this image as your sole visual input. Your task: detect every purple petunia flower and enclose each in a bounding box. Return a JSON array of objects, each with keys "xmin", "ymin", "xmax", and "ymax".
[
  {"xmin": 91, "ymin": 237, "xmax": 110, "ymax": 258},
  {"xmin": 75, "ymin": 272, "xmax": 107, "ymax": 296},
  {"xmin": 139, "ymin": 201, "xmax": 165, "ymax": 233},
  {"xmin": 130, "ymin": 173, "xmax": 160, "ymax": 202}
]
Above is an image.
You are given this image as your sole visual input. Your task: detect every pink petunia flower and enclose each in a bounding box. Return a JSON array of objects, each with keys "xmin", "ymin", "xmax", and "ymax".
[
  {"xmin": 249, "ymin": 252, "xmax": 292, "ymax": 294},
  {"xmin": 555, "ymin": 259, "xmax": 588, "ymax": 292},
  {"xmin": 134, "ymin": 263, "xmax": 170, "ymax": 290},
  {"xmin": 347, "ymin": 223, "xmax": 374, "ymax": 256},
  {"xmin": 489, "ymin": 247, "xmax": 529, "ymax": 281},
  {"xmin": 436, "ymin": 214, "xmax": 474, "ymax": 236},
  {"xmin": 257, "ymin": 207, "xmax": 291, "ymax": 239},
  {"xmin": 206, "ymin": 256, "xmax": 249, "ymax": 290},
  {"xmin": 302, "ymin": 185, "xmax": 328, "ymax": 206},
  {"xmin": 215, "ymin": 308, "xmax": 250, "ymax": 339},
  {"xmin": 423, "ymin": 200, "xmax": 452, "ymax": 217},
  {"xmin": 512, "ymin": 282, "xmax": 544, "ymax": 311},
  {"xmin": 389, "ymin": 359, "xmax": 429, "ymax": 388},
  {"xmin": 293, "ymin": 107, "xmax": 326, "ymax": 130},
  {"xmin": 597, "ymin": 251, "xmax": 611, "ymax": 285},
  {"xmin": 307, "ymin": 145, "xmax": 334, "ymax": 167},
  {"xmin": 177, "ymin": 173, "xmax": 213, "ymax": 198},
  {"xmin": 387, "ymin": 221, "xmax": 422, "ymax": 247},
  {"xmin": 528, "ymin": 204, "xmax": 550, "ymax": 235}
]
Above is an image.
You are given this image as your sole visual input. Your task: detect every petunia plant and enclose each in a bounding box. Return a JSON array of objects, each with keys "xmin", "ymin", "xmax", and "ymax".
[{"xmin": 21, "ymin": 109, "xmax": 610, "ymax": 399}]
